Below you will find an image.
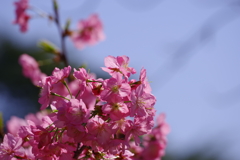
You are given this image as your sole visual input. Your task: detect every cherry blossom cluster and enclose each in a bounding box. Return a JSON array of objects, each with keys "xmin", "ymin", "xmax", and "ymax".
[
  {"xmin": 1, "ymin": 55, "xmax": 169, "ymax": 159},
  {"xmin": 0, "ymin": 0, "xmax": 170, "ymax": 159}
]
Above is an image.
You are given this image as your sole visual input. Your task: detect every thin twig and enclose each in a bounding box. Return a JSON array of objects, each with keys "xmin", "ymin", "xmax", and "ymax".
[{"xmin": 52, "ymin": 0, "xmax": 69, "ymax": 67}]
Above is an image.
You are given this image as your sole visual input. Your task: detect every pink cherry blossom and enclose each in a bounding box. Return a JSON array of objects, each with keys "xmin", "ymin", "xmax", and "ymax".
[
  {"xmin": 73, "ymin": 67, "xmax": 96, "ymax": 93},
  {"xmin": 13, "ymin": 0, "xmax": 30, "ymax": 33},
  {"xmin": 71, "ymin": 14, "xmax": 105, "ymax": 49},
  {"xmin": 86, "ymin": 116, "xmax": 112, "ymax": 145},
  {"xmin": 139, "ymin": 68, "xmax": 152, "ymax": 93},
  {"xmin": 18, "ymin": 125, "xmax": 35, "ymax": 147},
  {"xmin": 102, "ymin": 55, "xmax": 136, "ymax": 77},
  {"xmin": 38, "ymin": 67, "xmax": 72, "ymax": 110},
  {"xmin": 73, "ymin": 68, "xmax": 97, "ymax": 111},
  {"xmin": 102, "ymin": 96, "xmax": 129, "ymax": 121},
  {"xmin": 56, "ymin": 99, "xmax": 88, "ymax": 126},
  {"xmin": 7, "ymin": 111, "xmax": 48, "ymax": 137},
  {"xmin": 51, "ymin": 66, "xmax": 71, "ymax": 83},
  {"xmin": 2, "ymin": 54, "xmax": 169, "ymax": 159},
  {"xmin": 130, "ymin": 84, "xmax": 156, "ymax": 117},
  {"xmin": 111, "ymin": 119, "xmax": 132, "ymax": 134},
  {"xmin": 0, "ymin": 133, "xmax": 25, "ymax": 159},
  {"xmin": 73, "ymin": 68, "xmax": 96, "ymax": 83},
  {"xmin": 77, "ymin": 86, "xmax": 96, "ymax": 112},
  {"xmin": 100, "ymin": 72, "xmax": 131, "ymax": 101}
]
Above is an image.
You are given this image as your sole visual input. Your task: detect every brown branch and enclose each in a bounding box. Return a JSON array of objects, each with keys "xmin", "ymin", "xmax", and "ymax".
[{"xmin": 73, "ymin": 144, "xmax": 88, "ymax": 159}]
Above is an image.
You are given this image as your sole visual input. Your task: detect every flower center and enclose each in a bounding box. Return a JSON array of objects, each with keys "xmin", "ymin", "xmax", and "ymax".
[{"xmin": 111, "ymin": 85, "xmax": 119, "ymax": 93}]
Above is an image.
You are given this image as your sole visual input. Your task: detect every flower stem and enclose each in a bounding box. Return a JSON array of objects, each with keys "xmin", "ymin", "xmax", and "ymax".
[
  {"xmin": 62, "ymin": 80, "xmax": 72, "ymax": 98},
  {"xmin": 52, "ymin": 0, "xmax": 69, "ymax": 67},
  {"xmin": 50, "ymin": 92, "xmax": 70, "ymax": 101}
]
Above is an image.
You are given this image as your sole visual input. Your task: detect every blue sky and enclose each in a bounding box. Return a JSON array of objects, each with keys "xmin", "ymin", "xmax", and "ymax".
[{"xmin": 1, "ymin": 0, "xmax": 240, "ymax": 159}]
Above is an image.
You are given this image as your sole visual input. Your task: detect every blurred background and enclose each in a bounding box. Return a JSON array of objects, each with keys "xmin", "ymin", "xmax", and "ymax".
[{"xmin": 0, "ymin": 0, "xmax": 240, "ymax": 159}]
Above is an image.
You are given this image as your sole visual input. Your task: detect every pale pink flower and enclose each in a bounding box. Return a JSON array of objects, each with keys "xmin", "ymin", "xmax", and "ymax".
[
  {"xmin": 86, "ymin": 116, "xmax": 112, "ymax": 145},
  {"xmin": 13, "ymin": 0, "xmax": 30, "ymax": 33},
  {"xmin": 139, "ymin": 68, "xmax": 152, "ymax": 93},
  {"xmin": 130, "ymin": 84, "xmax": 156, "ymax": 117},
  {"xmin": 73, "ymin": 68, "xmax": 97, "ymax": 111},
  {"xmin": 56, "ymin": 99, "xmax": 88, "ymax": 126},
  {"xmin": 71, "ymin": 14, "xmax": 105, "ymax": 49},
  {"xmin": 111, "ymin": 119, "xmax": 132, "ymax": 134},
  {"xmin": 73, "ymin": 67, "xmax": 96, "ymax": 91},
  {"xmin": 102, "ymin": 96, "xmax": 129, "ymax": 121},
  {"xmin": 0, "ymin": 133, "xmax": 25, "ymax": 159},
  {"xmin": 102, "ymin": 55, "xmax": 136, "ymax": 77},
  {"xmin": 51, "ymin": 66, "xmax": 71, "ymax": 83},
  {"xmin": 18, "ymin": 125, "xmax": 34, "ymax": 147},
  {"xmin": 7, "ymin": 111, "xmax": 48, "ymax": 136},
  {"xmin": 100, "ymin": 72, "xmax": 131, "ymax": 101},
  {"xmin": 78, "ymin": 86, "xmax": 97, "ymax": 112},
  {"xmin": 38, "ymin": 68, "xmax": 70, "ymax": 110}
]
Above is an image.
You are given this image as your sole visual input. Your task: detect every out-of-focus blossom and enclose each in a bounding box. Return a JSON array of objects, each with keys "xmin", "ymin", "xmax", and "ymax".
[
  {"xmin": 142, "ymin": 113, "xmax": 170, "ymax": 160},
  {"xmin": 13, "ymin": 0, "xmax": 30, "ymax": 33},
  {"xmin": 19, "ymin": 54, "xmax": 46, "ymax": 86},
  {"xmin": 7, "ymin": 111, "xmax": 48, "ymax": 136},
  {"xmin": 70, "ymin": 14, "xmax": 105, "ymax": 49}
]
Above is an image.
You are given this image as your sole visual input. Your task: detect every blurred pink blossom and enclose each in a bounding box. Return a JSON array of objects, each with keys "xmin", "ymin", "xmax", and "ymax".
[
  {"xmin": 13, "ymin": 0, "xmax": 30, "ymax": 33},
  {"xmin": 19, "ymin": 54, "xmax": 46, "ymax": 86},
  {"xmin": 71, "ymin": 14, "xmax": 105, "ymax": 49}
]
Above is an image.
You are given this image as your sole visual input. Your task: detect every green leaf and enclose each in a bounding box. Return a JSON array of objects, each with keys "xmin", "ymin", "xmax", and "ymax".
[{"xmin": 38, "ymin": 40, "xmax": 60, "ymax": 55}]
